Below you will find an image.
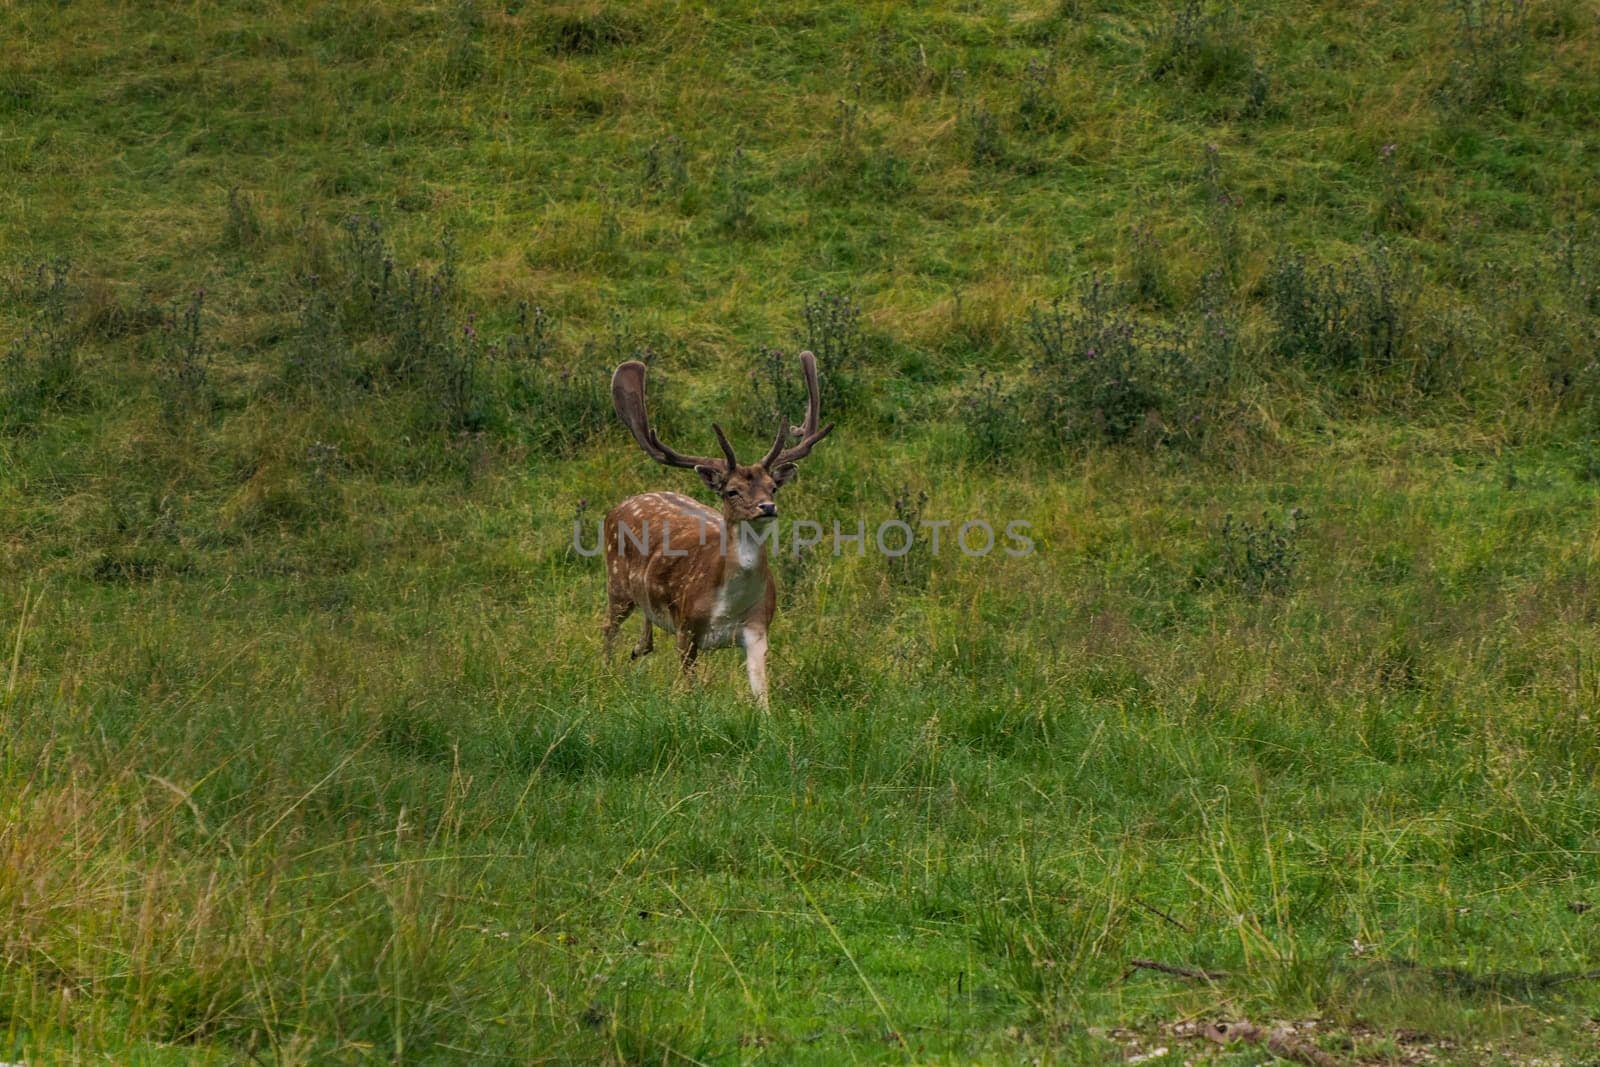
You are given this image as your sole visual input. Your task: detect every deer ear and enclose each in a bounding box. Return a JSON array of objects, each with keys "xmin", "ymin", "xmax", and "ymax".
[
  {"xmin": 771, "ymin": 462, "xmax": 799, "ymax": 487},
  {"xmin": 694, "ymin": 465, "xmax": 726, "ymax": 491}
]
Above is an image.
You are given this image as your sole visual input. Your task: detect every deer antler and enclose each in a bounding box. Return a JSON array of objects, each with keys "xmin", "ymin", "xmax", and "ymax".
[
  {"xmin": 711, "ymin": 423, "xmax": 740, "ymax": 469},
  {"xmin": 611, "ymin": 361, "xmax": 725, "ymax": 471},
  {"xmin": 762, "ymin": 350, "xmax": 835, "ymax": 468}
]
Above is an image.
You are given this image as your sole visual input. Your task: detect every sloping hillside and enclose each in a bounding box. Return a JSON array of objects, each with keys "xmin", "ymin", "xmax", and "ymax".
[{"xmin": 2, "ymin": 2, "xmax": 1599, "ymax": 1062}]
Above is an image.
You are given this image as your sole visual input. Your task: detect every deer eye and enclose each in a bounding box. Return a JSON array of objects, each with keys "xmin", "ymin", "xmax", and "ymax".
[{"xmin": 723, "ymin": 489, "xmax": 738, "ymax": 498}]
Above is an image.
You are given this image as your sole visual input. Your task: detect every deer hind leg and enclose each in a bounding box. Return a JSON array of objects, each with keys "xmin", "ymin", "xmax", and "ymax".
[
  {"xmin": 602, "ymin": 593, "xmax": 634, "ymax": 662},
  {"xmin": 631, "ymin": 618, "xmax": 654, "ymax": 660}
]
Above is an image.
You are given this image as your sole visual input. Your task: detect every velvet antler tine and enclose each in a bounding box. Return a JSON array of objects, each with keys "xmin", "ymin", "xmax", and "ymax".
[
  {"xmin": 780, "ymin": 421, "xmax": 835, "ymax": 464},
  {"xmin": 762, "ymin": 350, "xmax": 825, "ymax": 468},
  {"xmin": 610, "ymin": 361, "xmax": 720, "ymax": 470},
  {"xmin": 760, "ymin": 417, "xmax": 788, "ymax": 469},
  {"xmin": 711, "ymin": 423, "xmax": 739, "ymax": 470},
  {"xmin": 772, "ymin": 351, "xmax": 834, "ymax": 466},
  {"xmin": 611, "ymin": 361, "xmax": 658, "ymax": 456},
  {"xmin": 793, "ymin": 350, "xmax": 820, "ymax": 438}
]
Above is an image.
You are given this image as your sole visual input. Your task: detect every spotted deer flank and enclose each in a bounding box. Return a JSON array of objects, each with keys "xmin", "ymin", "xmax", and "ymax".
[{"xmin": 602, "ymin": 351, "xmax": 835, "ymax": 707}]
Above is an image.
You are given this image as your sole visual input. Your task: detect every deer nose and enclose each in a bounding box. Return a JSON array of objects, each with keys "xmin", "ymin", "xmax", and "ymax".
[{"xmin": 758, "ymin": 502, "xmax": 777, "ymax": 517}]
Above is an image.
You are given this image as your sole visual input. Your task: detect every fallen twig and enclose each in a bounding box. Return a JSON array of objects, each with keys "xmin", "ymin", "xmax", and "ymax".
[
  {"xmin": 1126, "ymin": 958, "xmax": 1230, "ymax": 981},
  {"xmin": 1355, "ymin": 959, "xmax": 1600, "ymax": 996},
  {"xmin": 1132, "ymin": 896, "xmax": 1193, "ymax": 933}
]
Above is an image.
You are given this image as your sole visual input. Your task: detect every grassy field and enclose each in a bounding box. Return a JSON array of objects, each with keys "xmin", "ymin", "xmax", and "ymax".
[{"xmin": 4, "ymin": 0, "xmax": 1600, "ymax": 1062}]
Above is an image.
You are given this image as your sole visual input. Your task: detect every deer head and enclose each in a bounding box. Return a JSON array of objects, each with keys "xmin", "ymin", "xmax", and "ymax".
[{"xmin": 611, "ymin": 351, "xmax": 835, "ymax": 523}]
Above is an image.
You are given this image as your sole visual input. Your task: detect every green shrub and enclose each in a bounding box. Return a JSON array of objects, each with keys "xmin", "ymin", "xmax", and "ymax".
[
  {"xmin": 744, "ymin": 344, "xmax": 811, "ymax": 442},
  {"xmin": 540, "ymin": 7, "xmax": 640, "ymax": 56},
  {"xmin": 959, "ymin": 369, "xmax": 1028, "ymax": 462},
  {"xmin": 801, "ymin": 289, "xmax": 869, "ymax": 414},
  {"xmin": 2, "ymin": 261, "xmax": 80, "ymax": 430},
  {"xmin": 1027, "ymin": 276, "xmax": 1171, "ymax": 445},
  {"xmin": 1373, "ymin": 143, "xmax": 1418, "ymax": 234},
  {"xmin": 155, "ymin": 290, "xmax": 213, "ymax": 428},
  {"xmin": 320, "ymin": 216, "xmax": 495, "ymax": 433},
  {"xmin": 962, "ymin": 102, "xmax": 1007, "ymax": 168},
  {"xmin": 1266, "ymin": 245, "xmax": 1418, "ymax": 371},
  {"xmin": 282, "ymin": 271, "xmax": 354, "ymax": 396},
  {"xmin": 1440, "ymin": 0, "xmax": 1531, "ymax": 112},
  {"xmin": 884, "ymin": 483, "xmax": 932, "ymax": 589},
  {"xmin": 1147, "ymin": 0, "xmax": 1254, "ymax": 93},
  {"xmin": 497, "ymin": 304, "xmax": 616, "ymax": 457},
  {"xmin": 1212, "ymin": 508, "xmax": 1305, "ymax": 595},
  {"xmin": 963, "ymin": 272, "xmax": 1242, "ymax": 453},
  {"xmin": 1016, "ymin": 57, "xmax": 1062, "ymax": 132}
]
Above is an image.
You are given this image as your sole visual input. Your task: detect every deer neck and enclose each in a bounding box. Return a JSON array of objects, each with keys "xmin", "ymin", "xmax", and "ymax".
[{"xmin": 721, "ymin": 515, "xmax": 771, "ymax": 578}]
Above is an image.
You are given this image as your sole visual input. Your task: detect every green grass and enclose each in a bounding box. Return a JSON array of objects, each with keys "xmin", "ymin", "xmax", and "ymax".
[{"xmin": 3, "ymin": 0, "xmax": 1600, "ymax": 1062}]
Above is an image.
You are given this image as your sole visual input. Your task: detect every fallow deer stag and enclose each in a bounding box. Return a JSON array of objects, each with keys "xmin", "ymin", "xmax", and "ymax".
[{"xmin": 603, "ymin": 351, "xmax": 834, "ymax": 707}]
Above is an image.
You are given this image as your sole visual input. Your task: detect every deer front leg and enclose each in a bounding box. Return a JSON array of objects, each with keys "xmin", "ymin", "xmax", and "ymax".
[
  {"xmin": 741, "ymin": 626, "xmax": 770, "ymax": 709},
  {"xmin": 676, "ymin": 628, "xmax": 699, "ymax": 679},
  {"xmin": 631, "ymin": 618, "xmax": 654, "ymax": 660}
]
